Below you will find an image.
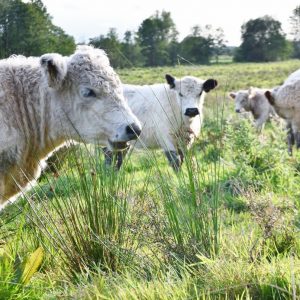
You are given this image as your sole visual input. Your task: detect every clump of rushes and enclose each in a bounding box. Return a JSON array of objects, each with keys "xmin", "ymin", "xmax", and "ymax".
[{"xmin": 26, "ymin": 144, "xmax": 138, "ymax": 277}]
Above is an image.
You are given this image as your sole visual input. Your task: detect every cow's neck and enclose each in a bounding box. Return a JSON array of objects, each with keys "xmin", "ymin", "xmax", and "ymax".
[{"xmin": 37, "ymin": 90, "xmax": 68, "ymax": 159}]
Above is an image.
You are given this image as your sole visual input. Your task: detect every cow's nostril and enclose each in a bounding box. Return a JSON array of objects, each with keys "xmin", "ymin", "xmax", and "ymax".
[
  {"xmin": 126, "ymin": 123, "xmax": 142, "ymax": 140},
  {"xmin": 184, "ymin": 108, "xmax": 199, "ymax": 117},
  {"xmin": 235, "ymin": 109, "xmax": 240, "ymax": 113}
]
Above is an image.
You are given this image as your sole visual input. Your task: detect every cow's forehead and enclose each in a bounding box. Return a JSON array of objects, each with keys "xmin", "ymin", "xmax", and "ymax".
[
  {"xmin": 67, "ymin": 51, "xmax": 120, "ymax": 89},
  {"xmin": 235, "ymin": 91, "xmax": 249, "ymax": 101},
  {"xmin": 177, "ymin": 77, "xmax": 203, "ymax": 95}
]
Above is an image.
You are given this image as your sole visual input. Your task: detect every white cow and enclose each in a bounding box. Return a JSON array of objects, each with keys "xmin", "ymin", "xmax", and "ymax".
[
  {"xmin": 265, "ymin": 68, "xmax": 300, "ymax": 154},
  {"xmin": 0, "ymin": 45, "xmax": 141, "ymax": 206},
  {"xmin": 103, "ymin": 74, "xmax": 218, "ymax": 170},
  {"xmin": 229, "ymin": 87, "xmax": 276, "ymax": 131}
]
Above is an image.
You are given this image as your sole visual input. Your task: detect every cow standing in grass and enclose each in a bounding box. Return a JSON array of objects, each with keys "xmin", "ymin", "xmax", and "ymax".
[
  {"xmin": 104, "ymin": 75, "xmax": 218, "ymax": 171},
  {"xmin": 0, "ymin": 46, "xmax": 141, "ymax": 207},
  {"xmin": 229, "ymin": 87, "xmax": 276, "ymax": 131},
  {"xmin": 265, "ymin": 69, "xmax": 300, "ymax": 155}
]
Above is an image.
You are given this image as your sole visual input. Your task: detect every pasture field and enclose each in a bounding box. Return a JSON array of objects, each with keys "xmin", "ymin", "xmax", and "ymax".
[{"xmin": 1, "ymin": 60, "xmax": 300, "ymax": 299}]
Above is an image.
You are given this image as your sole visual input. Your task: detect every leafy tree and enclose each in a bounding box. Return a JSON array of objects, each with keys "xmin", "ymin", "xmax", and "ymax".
[
  {"xmin": 179, "ymin": 26, "xmax": 214, "ymax": 64},
  {"xmin": 290, "ymin": 5, "xmax": 300, "ymax": 41},
  {"xmin": 0, "ymin": 0, "xmax": 75, "ymax": 58},
  {"xmin": 137, "ymin": 10, "xmax": 178, "ymax": 66},
  {"xmin": 120, "ymin": 30, "xmax": 144, "ymax": 67},
  {"xmin": 204, "ymin": 25, "xmax": 227, "ymax": 63},
  {"xmin": 290, "ymin": 5, "xmax": 300, "ymax": 58},
  {"xmin": 234, "ymin": 16, "xmax": 292, "ymax": 62},
  {"xmin": 89, "ymin": 28, "xmax": 125, "ymax": 67}
]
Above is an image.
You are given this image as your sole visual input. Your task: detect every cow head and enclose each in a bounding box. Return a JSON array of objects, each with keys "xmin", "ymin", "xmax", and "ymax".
[
  {"xmin": 229, "ymin": 89, "xmax": 253, "ymax": 113},
  {"xmin": 40, "ymin": 46, "xmax": 141, "ymax": 149},
  {"xmin": 165, "ymin": 74, "xmax": 217, "ymax": 123}
]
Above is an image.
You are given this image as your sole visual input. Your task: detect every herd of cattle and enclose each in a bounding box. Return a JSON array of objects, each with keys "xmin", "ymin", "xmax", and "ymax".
[{"xmin": 0, "ymin": 45, "xmax": 299, "ymax": 207}]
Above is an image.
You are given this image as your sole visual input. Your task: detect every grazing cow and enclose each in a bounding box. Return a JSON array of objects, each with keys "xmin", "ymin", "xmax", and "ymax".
[
  {"xmin": 0, "ymin": 46, "xmax": 141, "ymax": 207},
  {"xmin": 229, "ymin": 87, "xmax": 276, "ymax": 131},
  {"xmin": 265, "ymin": 69, "xmax": 300, "ymax": 155},
  {"xmin": 103, "ymin": 74, "xmax": 218, "ymax": 171}
]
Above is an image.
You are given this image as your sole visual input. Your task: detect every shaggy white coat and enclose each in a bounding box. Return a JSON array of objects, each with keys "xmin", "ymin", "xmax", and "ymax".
[{"xmin": 0, "ymin": 45, "xmax": 140, "ymax": 206}]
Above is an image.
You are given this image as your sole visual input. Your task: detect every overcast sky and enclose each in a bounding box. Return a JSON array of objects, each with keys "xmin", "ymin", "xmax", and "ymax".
[{"xmin": 42, "ymin": 0, "xmax": 299, "ymax": 46}]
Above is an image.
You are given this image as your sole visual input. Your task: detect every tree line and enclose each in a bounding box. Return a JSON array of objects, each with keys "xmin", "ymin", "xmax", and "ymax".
[{"xmin": 1, "ymin": 0, "xmax": 300, "ymax": 68}]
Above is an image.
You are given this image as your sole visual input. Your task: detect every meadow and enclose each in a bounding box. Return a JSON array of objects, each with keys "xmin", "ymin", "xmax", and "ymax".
[{"xmin": 1, "ymin": 59, "xmax": 300, "ymax": 299}]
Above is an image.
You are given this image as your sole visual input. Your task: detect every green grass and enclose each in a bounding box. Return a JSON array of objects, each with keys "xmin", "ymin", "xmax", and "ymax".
[{"xmin": 1, "ymin": 59, "xmax": 300, "ymax": 299}]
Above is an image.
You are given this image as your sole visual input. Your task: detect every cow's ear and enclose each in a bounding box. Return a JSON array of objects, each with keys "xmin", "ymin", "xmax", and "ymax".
[
  {"xmin": 40, "ymin": 54, "xmax": 67, "ymax": 89},
  {"xmin": 165, "ymin": 74, "xmax": 176, "ymax": 89},
  {"xmin": 203, "ymin": 79, "xmax": 218, "ymax": 92},
  {"xmin": 229, "ymin": 92, "xmax": 236, "ymax": 99},
  {"xmin": 265, "ymin": 90, "xmax": 275, "ymax": 105}
]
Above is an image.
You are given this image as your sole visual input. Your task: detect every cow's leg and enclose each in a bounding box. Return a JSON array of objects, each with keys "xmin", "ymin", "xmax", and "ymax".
[
  {"xmin": 286, "ymin": 123, "xmax": 295, "ymax": 156},
  {"xmin": 295, "ymin": 131, "xmax": 300, "ymax": 150},
  {"xmin": 116, "ymin": 151, "xmax": 123, "ymax": 170},
  {"xmin": 165, "ymin": 150, "xmax": 182, "ymax": 171},
  {"xmin": 116, "ymin": 147, "xmax": 130, "ymax": 170},
  {"xmin": 102, "ymin": 147, "xmax": 113, "ymax": 167},
  {"xmin": 178, "ymin": 148, "xmax": 184, "ymax": 165},
  {"xmin": 254, "ymin": 119, "xmax": 264, "ymax": 133}
]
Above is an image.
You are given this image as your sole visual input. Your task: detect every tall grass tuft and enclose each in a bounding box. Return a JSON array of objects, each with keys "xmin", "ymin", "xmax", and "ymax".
[
  {"xmin": 154, "ymin": 92, "xmax": 223, "ymax": 262},
  {"xmin": 26, "ymin": 144, "xmax": 137, "ymax": 277}
]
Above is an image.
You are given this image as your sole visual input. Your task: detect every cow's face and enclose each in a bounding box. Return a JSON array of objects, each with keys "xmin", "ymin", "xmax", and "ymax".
[
  {"xmin": 165, "ymin": 75, "xmax": 217, "ymax": 123},
  {"xmin": 40, "ymin": 46, "xmax": 141, "ymax": 149},
  {"xmin": 229, "ymin": 90, "xmax": 251, "ymax": 113}
]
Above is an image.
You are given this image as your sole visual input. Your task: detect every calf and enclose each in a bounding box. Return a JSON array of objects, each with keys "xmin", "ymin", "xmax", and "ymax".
[
  {"xmin": 0, "ymin": 46, "xmax": 141, "ymax": 207},
  {"xmin": 104, "ymin": 75, "xmax": 217, "ymax": 171},
  {"xmin": 229, "ymin": 87, "xmax": 276, "ymax": 131}
]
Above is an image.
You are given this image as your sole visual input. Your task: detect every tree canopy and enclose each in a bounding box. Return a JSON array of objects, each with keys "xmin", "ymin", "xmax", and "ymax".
[
  {"xmin": 137, "ymin": 11, "xmax": 178, "ymax": 66},
  {"xmin": 0, "ymin": 0, "xmax": 75, "ymax": 58},
  {"xmin": 234, "ymin": 15, "xmax": 292, "ymax": 62},
  {"xmin": 0, "ymin": 1, "xmax": 298, "ymax": 67}
]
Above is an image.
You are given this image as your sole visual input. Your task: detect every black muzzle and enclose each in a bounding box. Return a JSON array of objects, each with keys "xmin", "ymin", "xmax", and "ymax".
[{"xmin": 184, "ymin": 108, "xmax": 200, "ymax": 117}]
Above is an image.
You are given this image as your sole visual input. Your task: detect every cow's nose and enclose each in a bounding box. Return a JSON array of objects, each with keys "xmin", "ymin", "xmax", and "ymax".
[
  {"xmin": 235, "ymin": 109, "xmax": 241, "ymax": 113},
  {"xmin": 126, "ymin": 122, "xmax": 142, "ymax": 140},
  {"xmin": 185, "ymin": 108, "xmax": 199, "ymax": 117}
]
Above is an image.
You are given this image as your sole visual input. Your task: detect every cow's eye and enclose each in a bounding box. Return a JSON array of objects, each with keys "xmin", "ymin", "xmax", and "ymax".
[
  {"xmin": 81, "ymin": 88, "xmax": 97, "ymax": 98},
  {"xmin": 179, "ymin": 92, "xmax": 183, "ymax": 97}
]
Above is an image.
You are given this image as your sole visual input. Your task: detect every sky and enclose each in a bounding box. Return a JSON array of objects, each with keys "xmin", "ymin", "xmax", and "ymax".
[{"xmin": 41, "ymin": 0, "xmax": 300, "ymax": 46}]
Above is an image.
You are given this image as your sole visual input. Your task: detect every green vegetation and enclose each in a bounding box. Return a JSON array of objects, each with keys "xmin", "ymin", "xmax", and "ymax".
[
  {"xmin": 1, "ymin": 0, "xmax": 299, "ymax": 68},
  {"xmin": 234, "ymin": 16, "xmax": 292, "ymax": 62},
  {"xmin": 1, "ymin": 60, "xmax": 300, "ymax": 299},
  {"xmin": 0, "ymin": 0, "xmax": 75, "ymax": 58}
]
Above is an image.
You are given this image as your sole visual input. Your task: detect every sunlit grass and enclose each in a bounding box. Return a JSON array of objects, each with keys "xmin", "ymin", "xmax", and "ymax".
[{"xmin": 1, "ymin": 60, "xmax": 300, "ymax": 299}]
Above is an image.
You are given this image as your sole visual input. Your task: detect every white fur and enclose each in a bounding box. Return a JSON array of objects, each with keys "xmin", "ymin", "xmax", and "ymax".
[
  {"xmin": 267, "ymin": 69, "xmax": 300, "ymax": 131},
  {"xmin": 230, "ymin": 87, "xmax": 276, "ymax": 131},
  {"xmin": 0, "ymin": 45, "xmax": 140, "ymax": 205},
  {"xmin": 124, "ymin": 76, "xmax": 216, "ymax": 152}
]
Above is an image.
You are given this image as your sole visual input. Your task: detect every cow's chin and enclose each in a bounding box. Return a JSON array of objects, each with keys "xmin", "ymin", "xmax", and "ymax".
[{"xmin": 108, "ymin": 140, "xmax": 130, "ymax": 150}]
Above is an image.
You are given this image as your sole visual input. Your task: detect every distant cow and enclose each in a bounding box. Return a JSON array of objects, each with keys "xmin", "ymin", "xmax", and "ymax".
[
  {"xmin": 0, "ymin": 46, "xmax": 141, "ymax": 207},
  {"xmin": 265, "ymin": 69, "xmax": 300, "ymax": 155},
  {"xmin": 103, "ymin": 75, "xmax": 218, "ymax": 171},
  {"xmin": 229, "ymin": 87, "xmax": 276, "ymax": 131}
]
